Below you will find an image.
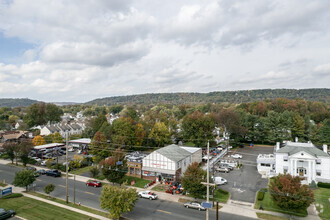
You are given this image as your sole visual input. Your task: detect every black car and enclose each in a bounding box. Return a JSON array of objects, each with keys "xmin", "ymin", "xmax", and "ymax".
[
  {"xmin": 46, "ymin": 169, "xmax": 61, "ymax": 177},
  {"xmin": 26, "ymin": 166, "xmax": 37, "ymax": 171},
  {"xmin": 36, "ymin": 169, "xmax": 46, "ymax": 175},
  {"xmin": 0, "ymin": 208, "xmax": 15, "ymax": 219}
]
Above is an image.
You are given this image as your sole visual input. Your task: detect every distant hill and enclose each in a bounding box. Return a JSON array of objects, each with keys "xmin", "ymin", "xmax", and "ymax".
[
  {"xmin": 0, "ymin": 98, "xmax": 39, "ymax": 107},
  {"xmin": 52, "ymin": 102, "xmax": 80, "ymax": 106},
  {"xmin": 86, "ymin": 88, "xmax": 330, "ymax": 106}
]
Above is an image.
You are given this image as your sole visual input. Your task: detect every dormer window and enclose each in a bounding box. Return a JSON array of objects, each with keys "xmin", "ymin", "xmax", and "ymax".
[{"xmin": 316, "ymin": 159, "xmax": 321, "ymax": 165}]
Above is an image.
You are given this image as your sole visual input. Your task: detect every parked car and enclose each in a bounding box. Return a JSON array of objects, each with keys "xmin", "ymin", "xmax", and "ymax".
[
  {"xmin": 138, "ymin": 191, "xmax": 158, "ymax": 200},
  {"xmin": 231, "ymin": 154, "xmax": 242, "ymax": 159},
  {"xmin": 86, "ymin": 180, "xmax": 102, "ymax": 187},
  {"xmin": 40, "ymin": 160, "xmax": 46, "ymax": 166},
  {"xmin": 36, "ymin": 169, "xmax": 46, "ymax": 175},
  {"xmin": 0, "ymin": 208, "xmax": 15, "ymax": 219},
  {"xmin": 219, "ymin": 163, "xmax": 234, "ymax": 170},
  {"xmin": 59, "ymin": 150, "xmax": 66, "ymax": 155},
  {"xmin": 31, "ymin": 157, "xmax": 41, "ymax": 162},
  {"xmin": 216, "ymin": 166, "xmax": 230, "ymax": 173},
  {"xmin": 68, "ymin": 148, "xmax": 75, "ymax": 152},
  {"xmin": 26, "ymin": 166, "xmax": 37, "ymax": 171},
  {"xmin": 33, "ymin": 171, "xmax": 40, "ymax": 177},
  {"xmin": 183, "ymin": 201, "xmax": 206, "ymax": 211},
  {"xmin": 213, "ymin": 176, "xmax": 227, "ymax": 185},
  {"xmin": 46, "ymin": 169, "xmax": 61, "ymax": 177}
]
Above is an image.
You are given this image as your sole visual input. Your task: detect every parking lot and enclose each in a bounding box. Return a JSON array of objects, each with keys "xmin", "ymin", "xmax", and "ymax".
[{"xmin": 214, "ymin": 145, "xmax": 274, "ymax": 203}]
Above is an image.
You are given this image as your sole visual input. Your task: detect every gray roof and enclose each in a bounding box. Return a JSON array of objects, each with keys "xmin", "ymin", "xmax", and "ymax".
[
  {"xmin": 156, "ymin": 144, "xmax": 192, "ymax": 162},
  {"xmin": 70, "ymin": 124, "xmax": 81, "ymax": 130},
  {"xmin": 48, "ymin": 125, "xmax": 60, "ymax": 133},
  {"xmin": 276, "ymin": 142, "xmax": 329, "ymax": 157}
]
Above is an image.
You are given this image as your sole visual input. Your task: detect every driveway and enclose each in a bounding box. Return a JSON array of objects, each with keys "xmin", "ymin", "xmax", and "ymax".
[{"xmin": 215, "ymin": 146, "xmax": 274, "ymax": 203}]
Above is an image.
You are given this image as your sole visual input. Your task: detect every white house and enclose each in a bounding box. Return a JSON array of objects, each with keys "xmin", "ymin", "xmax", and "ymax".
[
  {"xmin": 257, "ymin": 141, "xmax": 330, "ymax": 184},
  {"xmin": 40, "ymin": 123, "xmax": 83, "ymax": 137},
  {"xmin": 142, "ymin": 144, "xmax": 202, "ymax": 181}
]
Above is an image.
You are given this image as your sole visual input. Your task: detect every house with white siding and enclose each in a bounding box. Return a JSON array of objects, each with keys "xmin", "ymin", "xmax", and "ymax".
[
  {"xmin": 257, "ymin": 141, "xmax": 330, "ymax": 184},
  {"xmin": 142, "ymin": 144, "xmax": 202, "ymax": 181}
]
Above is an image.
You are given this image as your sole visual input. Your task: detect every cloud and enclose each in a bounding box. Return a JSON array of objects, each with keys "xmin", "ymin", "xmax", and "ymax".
[{"xmin": 313, "ymin": 63, "xmax": 330, "ymax": 76}]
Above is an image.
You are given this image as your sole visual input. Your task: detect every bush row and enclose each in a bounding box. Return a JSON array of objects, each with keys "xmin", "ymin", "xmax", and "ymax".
[{"xmin": 317, "ymin": 182, "xmax": 330, "ymax": 189}]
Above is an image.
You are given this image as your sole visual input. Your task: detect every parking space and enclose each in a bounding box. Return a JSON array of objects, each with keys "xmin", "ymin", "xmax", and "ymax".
[{"xmin": 214, "ymin": 146, "xmax": 274, "ymax": 203}]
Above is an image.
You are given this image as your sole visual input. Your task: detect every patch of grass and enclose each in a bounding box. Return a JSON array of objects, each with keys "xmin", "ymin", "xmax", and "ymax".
[
  {"xmin": 151, "ymin": 184, "xmax": 168, "ymax": 192},
  {"xmin": 314, "ymin": 188, "xmax": 330, "ymax": 220},
  {"xmin": 122, "ymin": 176, "xmax": 151, "ymax": 188},
  {"xmin": 2, "ymin": 193, "xmax": 23, "ymax": 199},
  {"xmin": 178, "ymin": 198, "xmax": 193, "ymax": 203},
  {"xmin": 26, "ymin": 191, "xmax": 109, "ymax": 218},
  {"xmin": 256, "ymin": 213, "xmax": 288, "ymax": 220},
  {"xmin": 254, "ymin": 191, "xmax": 307, "ymax": 217},
  {"xmin": 0, "ymin": 194, "xmax": 95, "ymax": 219},
  {"xmin": 69, "ymin": 166, "xmax": 92, "ymax": 175},
  {"xmin": 96, "ymin": 174, "xmax": 105, "ymax": 180},
  {"xmin": 213, "ymin": 188, "xmax": 230, "ymax": 203},
  {"xmin": 0, "ymin": 182, "xmax": 8, "ymax": 187}
]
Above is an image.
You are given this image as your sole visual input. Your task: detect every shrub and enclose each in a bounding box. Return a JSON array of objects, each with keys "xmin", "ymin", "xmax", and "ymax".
[
  {"xmin": 309, "ymin": 180, "xmax": 317, "ymax": 189},
  {"xmin": 89, "ymin": 167, "xmax": 100, "ymax": 178},
  {"xmin": 1, "ymin": 193, "xmax": 23, "ymax": 199},
  {"xmin": 257, "ymin": 191, "xmax": 265, "ymax": 201},
  {"xmin": 317, "ymin": 182, "xmax": 330, "ymax": 189}
]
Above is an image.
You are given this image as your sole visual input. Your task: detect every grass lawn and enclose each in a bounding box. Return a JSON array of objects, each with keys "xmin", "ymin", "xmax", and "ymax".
[
  {"xmin": 122, "ymin": 176, "xmax": 151, "ymax": 188},
  {"xmin": 69, "ymin": 166, "xmax": 93, "ymax": 175},
  {"xmin": 27, "ymin": 191, "xmax": 109, "ymax": 218},
  {"xmin": 254, "ymin": 191, "xmax": 307, "ymax": 217},
  {"xmin": 314, "ymin": 188, "xmax": 330, "ymax": 220},
  {"xmin": 0, "ymin": 194, "xmax": 95, "ymax": 220},
  {"xmin": 213, "ymin": 188, "xmax": 230, "ymax": 203},
  {"xmin": 256, "ymin": 213, "xmax": 288, "ymax": 220},
  {"xmin": 151, "ymin": 184, "xmax": 168, "ymax": 192}
]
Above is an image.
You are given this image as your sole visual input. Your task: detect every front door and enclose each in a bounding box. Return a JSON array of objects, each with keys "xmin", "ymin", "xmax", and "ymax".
[{"xmin": 298, "ymin": 167, "xmax": 306, "ymax": 176}]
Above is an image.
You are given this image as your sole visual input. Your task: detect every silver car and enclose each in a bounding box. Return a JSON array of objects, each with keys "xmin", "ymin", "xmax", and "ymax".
[{"xmin": 184, "ymin": 202, "xmax": 206, "ymax": 211}]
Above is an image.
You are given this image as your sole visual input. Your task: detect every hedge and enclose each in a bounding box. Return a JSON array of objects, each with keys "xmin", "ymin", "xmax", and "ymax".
[
  {"xmin": 317, "ymin": 182, "xmax": 330, "ymax": 189},
  {"xmin": 1, "ymin": 193, "xmax": 23, "ymax": 199},
  {"xmin": 257, "ymin": 191, "xmax": 265, "ymax": 201}
]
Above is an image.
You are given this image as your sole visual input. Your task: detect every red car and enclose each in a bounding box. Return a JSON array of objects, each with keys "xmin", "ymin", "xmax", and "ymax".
[{"xmin": 86, "ymin": 180, "xmax": 102, "ymax": 187}]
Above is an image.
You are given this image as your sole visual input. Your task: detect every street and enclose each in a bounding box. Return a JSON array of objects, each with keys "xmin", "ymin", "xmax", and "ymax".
[{"xmin": 0, "ymin": 163, "xmax": 255, "ymax": 220}]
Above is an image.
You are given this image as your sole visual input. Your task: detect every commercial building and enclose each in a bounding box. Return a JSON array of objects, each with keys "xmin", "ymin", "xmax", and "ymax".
[
  {"xmin": 142, "ymin": 144, "xmax": 202, "ymax": 181},
  {"xmin": 125, "ymin": 152, "xmax": 148, "ymax": 178}
]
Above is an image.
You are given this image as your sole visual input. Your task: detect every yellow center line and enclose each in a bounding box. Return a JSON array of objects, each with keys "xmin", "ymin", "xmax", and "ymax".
[
  {"xmin": 157, "ymin": 209, "xmax": 171, "ymax": 214},
  {"xmin": 35, "ymin": 179, "xmax": 41, "ymax": 181},
  {"xmin": 85, "ymin": 192, "xmax": 95, "ymax": 195},
  {"xmin": 59, "ymin": 185, "xmax": 66, "ymax": 188}
]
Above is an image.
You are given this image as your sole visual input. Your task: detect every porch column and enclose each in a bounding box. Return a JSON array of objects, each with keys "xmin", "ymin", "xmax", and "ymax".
[
  {"xmin": 308, "ymin": 160, "xmax": 311, "ymax": 183},
  {"xmin": 290, "ymin": 159, "xmax": 293, "ymax": 175},
  {"xmin": 312, "ymin": 160, "xmax": 316, "ymax": 181}
]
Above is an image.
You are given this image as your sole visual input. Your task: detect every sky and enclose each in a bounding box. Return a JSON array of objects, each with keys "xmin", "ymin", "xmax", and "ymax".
[{"xmin": 0, "ymin": 0, "xmax": 329, "ymax": 102}]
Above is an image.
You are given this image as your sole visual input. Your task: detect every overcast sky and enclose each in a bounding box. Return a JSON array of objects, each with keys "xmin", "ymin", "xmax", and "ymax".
[{"xmin": 0, "ymin": 0, "xmax": 329, "ymax": 102}]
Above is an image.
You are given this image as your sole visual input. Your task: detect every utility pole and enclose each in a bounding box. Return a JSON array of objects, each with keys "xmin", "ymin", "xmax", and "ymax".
[
  {"xmin": 216, "ymin": 201, "xmax": 219, "ymax": 220},
  {"xmin": 65, "ymin": 132, "xmax": 69, "ymax": 204},
  {"xmin": 206, "ymin": 140, "xmax": 210, "ymax": 220},
  {"xmin": 74, "ymin": 175, "xmax": 76, "ymax": 204}
]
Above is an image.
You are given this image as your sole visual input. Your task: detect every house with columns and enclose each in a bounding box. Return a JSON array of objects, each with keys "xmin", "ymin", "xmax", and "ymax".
[{"xmin": 257, "ymin": 141, "xmax": 330, "ymax": 184}]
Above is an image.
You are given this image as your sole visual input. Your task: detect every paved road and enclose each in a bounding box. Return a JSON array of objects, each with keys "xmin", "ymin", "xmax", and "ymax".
[{"xmin": 0, "ymin": 164, "xmax": 254, "ymax": 220}]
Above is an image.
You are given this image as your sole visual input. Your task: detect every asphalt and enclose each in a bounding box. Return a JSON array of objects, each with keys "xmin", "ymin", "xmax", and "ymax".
[
  {"xmin": 0, "ymin": 163, "xmax": 255, "ymax": 220},
  {"xmin": 215, "ymin": 146, "xmax": 273, "ymax": 203}
]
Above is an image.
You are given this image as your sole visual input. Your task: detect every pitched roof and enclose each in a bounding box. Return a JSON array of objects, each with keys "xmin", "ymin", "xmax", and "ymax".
[
  {"xmin": 276, "ymin": 142, "xmax": 329, "ymax": 157},
  {"xmin": 156, "ymin": 144, "xmax": 192, "ymax": 162},
  {"xmin": 47, "ymin": 125, "xmax": 60, "ymax": 133}
]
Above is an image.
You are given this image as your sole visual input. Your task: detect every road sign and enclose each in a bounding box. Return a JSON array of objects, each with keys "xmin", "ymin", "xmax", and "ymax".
[
  {"xmin": 0, "ymin": 187, "xmax": 12, "ymax": 198},
  {"xmin": 201, "ymin": 202, "xmax": 212, "ymax": 209}
]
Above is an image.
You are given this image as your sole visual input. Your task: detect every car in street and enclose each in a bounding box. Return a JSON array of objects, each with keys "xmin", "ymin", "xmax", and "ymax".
[
  {"xmin": 216, "ymin": 166, "xmax": 230, "ymax": 173},
  {"xmin": 231, "ymin": 154, "xmax": 242, "ymax": 159},
  {"xmin": 218, "ymin": 163, "xmax": 234, "ymax": 170},
  {"xmin": 45, "ymin": 169, "xmax": 61, "ymax": 177},
  {"xmin": 183, "ymin": 201, "xmax": 206, "ymax": 211},
  {"xmin": 213, "ymin": 176, "xmax": 227, "ymax": 185},
  {"xmin": 86, "ymin": 180, "xmax": 102, "ymax": 187},
  {"xmin": 0, "ymin": 208, "xmax": 15, "ymax": 219},
  {"xmin": 138, "ymin": 191, "xmax": 158, "ymax": 200}
]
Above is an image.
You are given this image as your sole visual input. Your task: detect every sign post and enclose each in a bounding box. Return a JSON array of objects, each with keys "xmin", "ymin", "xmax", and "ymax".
[{"xmin": 0, "ymin": 187, "xmax": 12, "ymax": 198}]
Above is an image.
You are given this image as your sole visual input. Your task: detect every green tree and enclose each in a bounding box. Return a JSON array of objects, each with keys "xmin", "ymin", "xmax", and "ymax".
[
  {"xmin": 52, "ymin": 132, "xmax": 63, "ymax": 143},
  {"xmin": 19, "ymin": 139, "xmax": 34, "ymax": 167},
  {"xmin": 44, "ymin": 184, "xmax": 56, "ymax": 197},
  {"xmin": 181, "ymin": 162, "xmax": 207, "ymax": 198},
  {"xmin": 269, "ymin": 174, "xmax": 314, "ymax": 210},
  {"xmin": 148, "ymin": 122, "xmax": 170, "ymax": 147},
  {"xmin": 12, "ymin": 169, "xmax": 36, "ymax": 191},
  {"xmin": 318, "ymin": 119, "xmax": 330, "ymax": 145},
  {"xmin": 89, "ymin": 167, "xmax": 100, "ymax": 178},
  {"xmin": 124, "ymin": 106, "xmax": 138, "ymax": 121},
  {"xmin": 111, "ymin": 117, "xmax": 135, "ymax": 146},
  {"xmin": 101, "ymin": 148, "xmax": 127, "ymax": 185},
  {"xmin": 2, "ymin": 142, "xmax": 16, "ymax": 164},
  {"xmin": 109, "ymin": 105, "xmax": 124, "ymax": 114},
  {"xmin": 264, "ymin": 111, "xmax": 292, "ymax": 143},
  {"xmin": 182, "ymin": 111, "xmax": 215, "ymax": 147},
  {"xmin": 100, "ymin": 185, "xmax": 138, "ymax": 220},
  {"xmin": 45, "ymin": 103, "xmax": 62, "ymax": 123},
  {"xmin": 292, "ymin": 113, "xmax": 305, "ymax": 140},
  {"xmin": 93, "ymin": 113, "xmax": 107, "ymax": 133},
  {"xmin": 135, "ymin": 123, "xmax": 145, "ymax": 146},
  {"xmin": 89, "ymin": 131, "xmax": 108, "ymax": 158}
]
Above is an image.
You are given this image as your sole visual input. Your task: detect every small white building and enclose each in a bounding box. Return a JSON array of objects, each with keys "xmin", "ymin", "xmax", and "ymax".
[
  {"xmin": 257, "ymin": 141, "xmax": 330, "ymax": 184},
  {"xmin": 68, "ymin": 138, "xmax": 91, "ymax": 151},
  {"xmin": 142, "ymin": 144, "xmax": 202, "ymax": 181}
]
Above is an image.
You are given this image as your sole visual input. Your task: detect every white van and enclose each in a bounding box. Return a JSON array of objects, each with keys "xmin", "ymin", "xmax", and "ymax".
[{"xmin": 213, "ymin": 176, "xmax": 227, "ymax": 185}]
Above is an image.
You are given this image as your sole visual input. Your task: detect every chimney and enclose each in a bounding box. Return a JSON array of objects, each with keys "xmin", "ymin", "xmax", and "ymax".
[
  {"xmin": 295, "ymin": 137, "xmax": 298, "ymax": 142},
  {"xmin": 323, "ymin": 144, "xmax": 328, "ymax": 153},
  {"xmin": 276, "ymin": 142, "xmax": 280, "ymax": 151}
]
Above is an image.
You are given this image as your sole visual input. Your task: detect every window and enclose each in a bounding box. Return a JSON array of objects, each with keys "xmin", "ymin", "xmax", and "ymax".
[
  {"xmin": 316, "ymin": 170, "xmax": 321, "ymax": 176},
  {"xmin": 260, "ymin": 163, "xmax": 271, "ymax": 167},
  {"xmin": 283, "ymin": 169, "xmax": 287, "ymax": 174},
  {"xmin": 283, "ymin": 156, "xmax": 288, "ymax": 162},
  {"xmin": 316, "ymin": 159, "xmax": 321, "ymax": 165}
]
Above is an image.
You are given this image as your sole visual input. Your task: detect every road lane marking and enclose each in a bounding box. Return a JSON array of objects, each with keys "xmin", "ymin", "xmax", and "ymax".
[
  {"xmin": 157, "ymin": 209, "xmax": 171, "ymax": 214},
  {"xmin": 85, "ymin": 192, "xmax": 95, "ymax": 195},
  {"xmin": 59, "ymin": 185, "xmax": 66, "ymax": 188}
]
